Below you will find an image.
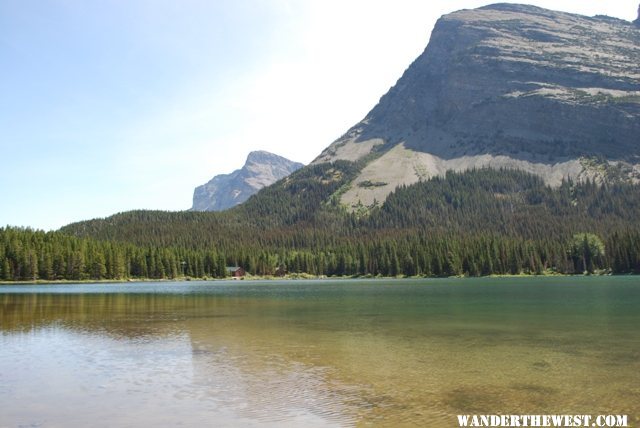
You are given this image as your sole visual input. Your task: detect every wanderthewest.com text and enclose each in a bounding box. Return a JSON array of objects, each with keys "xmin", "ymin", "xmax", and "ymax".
[{"xmin": 457, "ymin": 414, "xmax": 628, "ymax": 427}]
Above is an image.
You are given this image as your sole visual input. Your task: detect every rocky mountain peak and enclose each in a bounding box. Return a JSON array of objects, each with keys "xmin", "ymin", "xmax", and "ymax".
[
  {"xmin": 191, "ymin": 151, "xmax": 303, "ymax": 211},
  {"xmin": 634, "ymin": 3, "xmax": 640, "ymax": 26},
  {"xmin": 246, "ymin": 150, "xmax": 281, "ymax": 163},
  {"xmin": 313, "ymin": 3, "xmax": 640, "ymax": 211}
]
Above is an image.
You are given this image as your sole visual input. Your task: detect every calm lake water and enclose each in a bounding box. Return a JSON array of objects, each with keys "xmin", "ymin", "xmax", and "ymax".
[{"xmin": 1, "ymin": 277, "xmax": 639, "ymax": 427}]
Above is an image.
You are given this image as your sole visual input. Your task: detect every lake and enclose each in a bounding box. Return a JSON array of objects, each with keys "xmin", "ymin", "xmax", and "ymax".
[{"xmin": 1, "ymin": 277, "xmax": 639, "ymax": 427}]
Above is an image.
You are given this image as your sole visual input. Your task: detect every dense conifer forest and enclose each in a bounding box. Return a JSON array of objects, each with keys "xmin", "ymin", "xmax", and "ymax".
[{"xmin": 3, "ymin": 165, "xmax": 640, "ymax": 281}]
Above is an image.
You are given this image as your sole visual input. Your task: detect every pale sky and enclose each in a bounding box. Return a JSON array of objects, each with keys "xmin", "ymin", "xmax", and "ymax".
[{"xmin": 1, "ymin": 1, "xmax": 637, "ymax": 230}]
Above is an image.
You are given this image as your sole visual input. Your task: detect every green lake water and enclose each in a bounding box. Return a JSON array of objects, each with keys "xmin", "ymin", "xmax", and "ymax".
[{"xmin": 1, "ymin": 277, "xmax": 639, "ymax": 427}]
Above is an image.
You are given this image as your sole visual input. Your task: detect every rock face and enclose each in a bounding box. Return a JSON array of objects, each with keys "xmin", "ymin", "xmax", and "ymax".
[
  {"xmin": 192, "ymin": 151, "xmax": 303, "ymax": 211},
  {"xmin": 314, "ymin": 4, "xmax": 640, "ymax": 209}
]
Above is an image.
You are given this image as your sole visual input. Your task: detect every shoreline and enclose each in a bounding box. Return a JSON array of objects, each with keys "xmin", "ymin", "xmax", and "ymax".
[{"xmin": 0, "ymin": 271, "xmax": 629, "ymax": 286}]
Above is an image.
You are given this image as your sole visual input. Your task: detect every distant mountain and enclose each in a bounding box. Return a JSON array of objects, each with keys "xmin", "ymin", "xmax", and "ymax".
[
  {"xmin": 191, "ymin": 151, "xmax": 303, "ymax": 211},
  {"xmin": 315, "ymin": 3, "xmax": 640, "ymax": 210}
]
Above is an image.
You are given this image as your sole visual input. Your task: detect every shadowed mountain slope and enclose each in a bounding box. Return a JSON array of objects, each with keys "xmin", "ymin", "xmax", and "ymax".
[{"xmin": 314, "ymin": 4, "xmax": 640, "ymax": 209}]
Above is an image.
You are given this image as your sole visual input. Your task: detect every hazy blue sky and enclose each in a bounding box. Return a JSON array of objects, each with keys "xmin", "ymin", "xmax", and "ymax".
[{"xmin": 1, "ymin": 1, "xmax": 637, "ymax": 230}]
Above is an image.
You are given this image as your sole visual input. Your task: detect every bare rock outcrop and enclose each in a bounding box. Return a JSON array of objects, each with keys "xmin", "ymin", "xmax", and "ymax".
[
  {"xmin": 192, "ymin": 151, "xmax": 303, "ymax": 211},
  {"xmin": 313, "ymin": 3, "xmax": 640, "ymax": 209}
]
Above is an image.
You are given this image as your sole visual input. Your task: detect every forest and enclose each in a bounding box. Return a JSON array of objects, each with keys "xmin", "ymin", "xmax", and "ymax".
[{"xmin": 2, "ymin": 165, "xmax": 640, "ymax": 281}]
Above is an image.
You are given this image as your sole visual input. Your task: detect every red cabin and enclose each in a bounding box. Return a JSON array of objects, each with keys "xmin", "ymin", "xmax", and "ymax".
[{"xmin": 226, "ymin": 266, "xmax": 246, "ymax": 278}]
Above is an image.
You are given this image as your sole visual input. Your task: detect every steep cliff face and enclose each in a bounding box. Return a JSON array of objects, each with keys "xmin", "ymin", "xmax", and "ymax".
[
  {"xmin": 314, "ymin": 4, "xmax": 640, "ymax": 209},
  {"xmin": 191, "ymin": 151, "xmax": 303, "ymax": 211}
]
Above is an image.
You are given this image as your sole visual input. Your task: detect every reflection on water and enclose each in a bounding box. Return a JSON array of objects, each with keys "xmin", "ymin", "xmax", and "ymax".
[{"xmin": 1, "ymin": 278, "xmax": 639, "ymax": 427}]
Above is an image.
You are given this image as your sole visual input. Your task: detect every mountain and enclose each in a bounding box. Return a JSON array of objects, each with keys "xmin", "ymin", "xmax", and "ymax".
[
  {"xmin": 315, "ymin": 3, "xmax": 640, "ymax": 210},
  {"xmin": 54, "ymin": 166, "xmax": 640, "ymax": 278},
  {"xmin": 50, "ymin": 4, "xmax": 640, "ymax": 280},
  {"xmin": 191, "ymin": 151, "xmax": 303, "ymax": 211}
]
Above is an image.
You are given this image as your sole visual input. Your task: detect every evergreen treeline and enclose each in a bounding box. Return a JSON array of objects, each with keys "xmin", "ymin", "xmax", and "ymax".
[
  {"xmin": 3, "ymin": 167, "xmax": 640, "ymax": 281},
  {"xmin": 0, "ymin": 227, "xmax": 227, "ymax": 281}
]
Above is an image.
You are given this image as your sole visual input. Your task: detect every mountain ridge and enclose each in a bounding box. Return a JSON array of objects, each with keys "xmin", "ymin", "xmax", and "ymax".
[
  {"xmin": 314, "ymin": 3, "xmax": 640, "ymax": 210},
  {"xmin": 191, "ymin": 150, "xmax": 303, "ymax": 211}
]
